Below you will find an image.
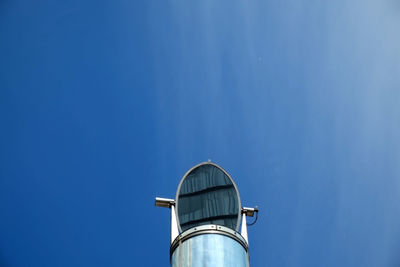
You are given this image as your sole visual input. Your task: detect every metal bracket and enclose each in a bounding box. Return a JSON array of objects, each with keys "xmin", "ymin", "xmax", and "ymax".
[{"xmin": 155, "ymin": 197, "xmax": 179, "ymax": 244}]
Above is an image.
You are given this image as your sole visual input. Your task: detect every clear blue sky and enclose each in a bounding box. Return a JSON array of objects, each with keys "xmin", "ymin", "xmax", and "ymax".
[{"xmin": 1, "ymin": 1, "xmax": 400, "ymax": 266}]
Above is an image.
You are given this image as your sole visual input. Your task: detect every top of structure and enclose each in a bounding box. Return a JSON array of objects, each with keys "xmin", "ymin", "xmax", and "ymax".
[{"xmin": 175, "ymin": 162, "xmax": 241, "ymax": 233}]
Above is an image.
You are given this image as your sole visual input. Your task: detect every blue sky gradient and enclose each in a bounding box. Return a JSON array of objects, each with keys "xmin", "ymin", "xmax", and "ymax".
[{"xmin": 1, "ymin": 1, "xmax": 400, "ymax": 266}]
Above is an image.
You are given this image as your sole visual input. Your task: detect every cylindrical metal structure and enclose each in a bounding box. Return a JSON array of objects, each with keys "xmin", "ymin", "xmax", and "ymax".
[
  {"xmin": 171, "ymin": 225, "xmax": 249, "ymax": 267},
  {"xmin": 156, "ymin": 162, "xmax": 256, "ymax": 267}
]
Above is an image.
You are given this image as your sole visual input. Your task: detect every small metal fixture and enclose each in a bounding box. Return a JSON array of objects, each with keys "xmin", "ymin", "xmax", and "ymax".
[
  {"xmin": 155, "ymin": 197, "xmax": 175, "ymax": 208},
  {"xmin": 242, "ymin": 206, "xmax": 259, "ymax": 217}
]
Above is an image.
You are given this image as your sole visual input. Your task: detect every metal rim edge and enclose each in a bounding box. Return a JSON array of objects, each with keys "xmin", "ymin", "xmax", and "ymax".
[{"xmin": 170, "ymin": 224, "xmax": 249, "ymax": 257}]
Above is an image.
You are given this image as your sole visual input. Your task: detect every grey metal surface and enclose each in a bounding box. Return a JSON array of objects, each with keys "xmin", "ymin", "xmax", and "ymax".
[
  {"xmin": 170, "ymin": 224, "xmax": 248, "ymax": 255},
  {"xmin": 171, "ymin": 233, "xmax": 249, "ymax": 267},
  {"xmin": 170, "ymin": 205, "xmax": 179, "ymax": 244}
]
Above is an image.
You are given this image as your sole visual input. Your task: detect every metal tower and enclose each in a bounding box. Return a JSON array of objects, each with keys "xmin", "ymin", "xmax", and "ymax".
[{"xmin": 155, "ymin": 162, "xmax": 258, "ymax": 267}]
